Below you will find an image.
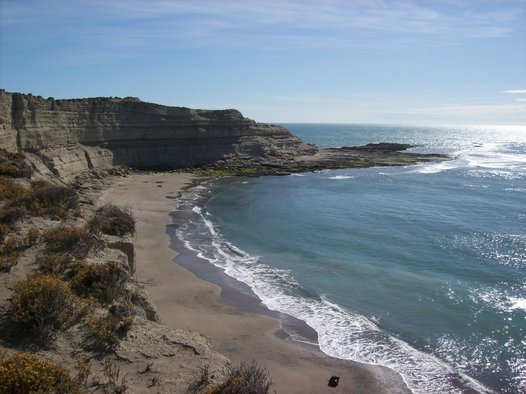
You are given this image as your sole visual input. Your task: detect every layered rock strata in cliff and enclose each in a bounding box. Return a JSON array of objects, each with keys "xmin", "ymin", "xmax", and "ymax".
[
  {"xmin": 0, "ymin": 91, "xmax": 316, "ymax": 181},
  {"xmin": 0, "ymin": 90, "xmax": 447, "ymax": 180}
]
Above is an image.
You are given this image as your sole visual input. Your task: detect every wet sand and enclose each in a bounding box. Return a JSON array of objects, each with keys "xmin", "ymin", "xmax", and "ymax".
[{"xmin": 99, "ymin": 171, "xmax": 410, "ymax": 394}]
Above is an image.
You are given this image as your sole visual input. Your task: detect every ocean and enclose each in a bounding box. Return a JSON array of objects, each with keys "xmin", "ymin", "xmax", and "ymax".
[{"xmin": 170, "ymin": 124, "xmax": 526, "ymax": 393}]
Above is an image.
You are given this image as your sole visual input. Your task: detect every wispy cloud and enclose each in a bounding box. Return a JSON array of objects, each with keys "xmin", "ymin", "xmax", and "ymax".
[
  {"xmin": 504, "ymin": 89, "xmax": 526, "ymax": 94},
  {"xmin": 3, "ymin": 0, "xmax": 524, "ymax": 55}
]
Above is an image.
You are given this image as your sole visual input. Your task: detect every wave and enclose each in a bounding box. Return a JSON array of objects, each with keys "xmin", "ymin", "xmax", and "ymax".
[
  {"xmin": 411, "ymin": 142, "xmax": 526, "ymax": 179},
  {"xmin": 328, "ymin": 175, "xmax": 354, "ymax": 180},
  {"xmin": 172, "ymin": 185, "xmax": 490, "ymax": 394}
]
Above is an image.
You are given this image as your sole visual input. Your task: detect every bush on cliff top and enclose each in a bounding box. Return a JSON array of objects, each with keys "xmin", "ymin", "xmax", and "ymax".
[
  {"xmin": 6, "ymin": 274, "xmax": 84, "ymax": 344},
  {"xmin": 90, "ymin": 204, "xmax": 135, "ymax": 236},
  {"xmin": 0, "ymin": 352, "xmax": 81, "ymax": 394},
  {"xmin": 0, "ymin": 235, "xmax": 26, "ymax": 272},
  {"xmin": 24, "ymin": 181, "xmax": 79, "ymax": 218},
  {"xmin": 0, "ymin": 148, "xmax": 33, "ymax": 178},
  {"xmin": 87, "ymin": 302, "xmax": 135, "ymax": 350},
  {"xmin": 43, "ymin": 225, "xmax": 98, "ymax": 259},
  {"xmin": 71, "ymin": 261, "xmax": 128, "ymax": 304},
  {"xmin": 0, "ymin": 176, "xmax": 28, "ymax": 201},
  {"xmin": 0, "ymin": 180, "xmax": 79, "ymax": 224},
  {"xmin": 190, "ymin": 362, "xmax": 272, "ymax": 394}
]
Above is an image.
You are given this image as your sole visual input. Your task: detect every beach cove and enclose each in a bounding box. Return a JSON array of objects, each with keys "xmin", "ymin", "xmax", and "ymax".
[{"xmin": 99, "ymin": 171, "xmax": 410, "ymax": 393}]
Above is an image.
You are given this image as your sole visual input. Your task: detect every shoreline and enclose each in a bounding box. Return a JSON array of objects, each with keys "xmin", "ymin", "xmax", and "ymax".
[{"xmin": 99, "ymin": 171, "xmax": 411, "ymax": 393}]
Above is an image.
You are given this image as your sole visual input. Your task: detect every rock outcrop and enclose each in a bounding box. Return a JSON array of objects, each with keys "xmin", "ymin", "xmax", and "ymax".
[
  {"xmin": 0, "ymin": 90, "xmax": 448, "ymax": 181},
  {"xmin": 0, "ymin": 90, "xmax": 316, "ymax": 181}
]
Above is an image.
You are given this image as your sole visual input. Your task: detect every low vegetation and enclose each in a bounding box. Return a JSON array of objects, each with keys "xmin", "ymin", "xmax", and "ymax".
[
  {"xmin": 190, "ymin": 362, "xmax": 272, "ymax": 394},
  {"xmin": 0, "ymin": 206, "xmax": 26, "ymax": 227},
  {"xmin": 43, "ymin": 225, "xmax": 98, "ymax": 259},
  {"xmin": 193, "ymin": 167, "xmax": 259, "ymax": 177},
  {"xmin": 0, "ymin": 180, "xmax": 80, "ymax": 228},
  {"xmin": 43, "ymin": 225, "xmax": 87, "ymax": 253},
  {"xmin": 0, "ymin": 176, "xmax": 28, "ymax": 201},
  {"xmin": 37, "ymin": 252, "xmax": 72, "ymax": 275},
  {"xmin": 6, "ymin": 274, "xmax": 85, "ymax": 344},
  {"xmin": 96, "ymin": 357, "xmax": 128, "ymax": 393},
  {"xmin": 0, "ymin": 352, "xmax": 81, "ymax": 394},
  {"xmin": 0, "ymin": 235, "xmax": 26, "ymax": 272},
  {"xmin": 0, "ymin": 148, "xmax": 33, "ymax": 178},
  {"xmin": 24, "ymin": 181, "xmax": 79, "ymax": 218},
  {"xmin": 0, "ymin": 148, "xmax": 149, "ymax": 389},
  {"xmin": 71, "ymin": 261, "xmax": 128, "ymax": 304},
  {"xmin": 87, "ymin": 302, "xmax": 135, "ymax": 350},
  {"xmin": 90, "ymin": 204, "xmax": 136, "ymax": 236},
  {"xmin": 0, "ymin": 224, "xmax": 10, "ymax": 241}
]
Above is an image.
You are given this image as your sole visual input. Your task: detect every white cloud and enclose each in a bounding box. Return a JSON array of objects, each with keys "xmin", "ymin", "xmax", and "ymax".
[
  {"xmin": 504, "ymin": 89, "xmax": 526, "ymax": 94},
  {"xmin": 4, "ymin": 0, "xmax": 523, "ymax": 52}
]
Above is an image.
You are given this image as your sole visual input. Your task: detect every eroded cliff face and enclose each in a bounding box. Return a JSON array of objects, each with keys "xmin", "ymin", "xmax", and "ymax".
[{"xmin": 0, "ymin": 91, "xmax": 316, "ymax": 181}]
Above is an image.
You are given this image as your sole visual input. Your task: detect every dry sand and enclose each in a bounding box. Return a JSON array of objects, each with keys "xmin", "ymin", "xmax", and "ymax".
[{"xmin": 99, "ymin": 171, "xmax": 410, "ymax": 394}]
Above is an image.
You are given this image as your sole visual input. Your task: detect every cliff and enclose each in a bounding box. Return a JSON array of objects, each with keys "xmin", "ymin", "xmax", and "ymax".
[
  {"xmin": 0, "ymin": 91, "xmax": 316, "ymax": 181},
  {"xmin": 0, "ymin": 90, "xmax": 448, "ymax": 181}
]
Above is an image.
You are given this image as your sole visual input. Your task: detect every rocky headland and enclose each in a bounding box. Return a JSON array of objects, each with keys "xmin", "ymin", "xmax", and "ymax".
[
  {"xmin": 0, "ymin": 90, "xmax": 447, "ymax": 393},
  {"xmin": 0, "ymin": 90, "xmax": 446, "ymax": 180}
]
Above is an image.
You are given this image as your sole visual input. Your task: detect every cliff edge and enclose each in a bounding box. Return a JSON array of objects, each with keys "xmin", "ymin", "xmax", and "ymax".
[
  {"xmin": 0, "ymin": 91, "xmax": 447, "ymax": 181},
  {"xmin": 0, "ymin": 91, "xmax": 316, "ymax": 181}
]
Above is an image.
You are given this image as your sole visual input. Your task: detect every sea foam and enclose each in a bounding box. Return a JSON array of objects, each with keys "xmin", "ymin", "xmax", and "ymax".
[{"xmin": 173, "ymin": 186, "xmax": 489, "ymax": 394}]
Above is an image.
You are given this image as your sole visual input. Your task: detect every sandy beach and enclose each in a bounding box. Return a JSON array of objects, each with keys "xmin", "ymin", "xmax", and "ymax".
[{"xmin": 99, "ymin": 171, "xmax": 410, "ymax": 394}]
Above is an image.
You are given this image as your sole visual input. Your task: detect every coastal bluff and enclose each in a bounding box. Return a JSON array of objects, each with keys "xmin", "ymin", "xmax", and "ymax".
[
  {"xmin": 0, "ymin": 91, "xmax": 446, "ymax": 180},
  {"xmin": 0, "ymin": 91, "xmax": 316, "ymax": 180}
]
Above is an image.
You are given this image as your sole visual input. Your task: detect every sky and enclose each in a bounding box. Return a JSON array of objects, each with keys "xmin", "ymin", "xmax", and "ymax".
[{"xmin": 1, "ymin": 0, "xmax": 525, "ymax": 125}]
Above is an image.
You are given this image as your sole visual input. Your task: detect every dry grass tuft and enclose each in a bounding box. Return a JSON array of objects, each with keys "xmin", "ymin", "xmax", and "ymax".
[
  {"xmin": 0, "ymin": 235, "xmax": 26, "ymax": 273},
  {"xmin": 90, "ymin": 204, "xmax": 136, "ymax": 236},
  {"xmin": 71, "ymin": 261, "xmax": 128, "ymax": 304},
  {"xmin": 0, "ymin": 206, "xmax": 27, "ymax": 226},
  {"xmin": 37, "ymin": 252, "xmax": 73, "ymax": 275},
  {"xmin": 190, "ymin": 362, "xmax": 272, "ymax": 394},
  {"xmin": 0, "ymin": 148, "xmax": 33, "ymax": 178},
  {"xmin": 87, "ymin": 302, "xmax": 134, "ymax": 350},
  {"xmin": 25, "ymin": 182, "xmax": 79, "ymax": 218},
  {"xmin": 0, "ymin": 176, "xmax": 28, "ymax": 201},
  {"xmin": 43, "ymin": 225, "xmax": 98, "ymax": 259}
]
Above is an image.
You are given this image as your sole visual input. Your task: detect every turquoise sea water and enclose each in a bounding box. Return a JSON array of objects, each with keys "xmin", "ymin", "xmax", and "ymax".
[{"xmin": 173, "ymin": 124, "xmax": 526, "ymax": 393}]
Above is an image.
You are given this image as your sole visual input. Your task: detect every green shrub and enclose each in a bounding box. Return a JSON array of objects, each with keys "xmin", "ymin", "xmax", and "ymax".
[
  {"xmin": 0, "ymin": 148, "xmax": 33, "ymax": 178},
  {"xmin": 71, "ymin": 261, "xmax": 128, "ymax": 304},
  {"xmin": 7, "ymin": 274, "xmax": 84, "ymax": 343},
  {"xmin": 0, "ymin": 352, "xmax": 81, "ymax": 394},
  {"xmin": 90, "ymin": 204, "xmax": 136, "ymax": 236}
]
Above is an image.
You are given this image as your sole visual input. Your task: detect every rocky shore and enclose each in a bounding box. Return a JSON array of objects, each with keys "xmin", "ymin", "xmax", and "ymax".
[
  {"xmin": 1, "ymin": 91, "xmax": 447, "ymax": 180},
  {"xmin": 0, "ymin": 91, "xmax": 448, "ymax": 393}
]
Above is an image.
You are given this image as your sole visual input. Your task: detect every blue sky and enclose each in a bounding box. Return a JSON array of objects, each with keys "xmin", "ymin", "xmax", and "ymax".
[{"xmin": 1, "ymin": 0, "xmax": 525, "ymax": 124}]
